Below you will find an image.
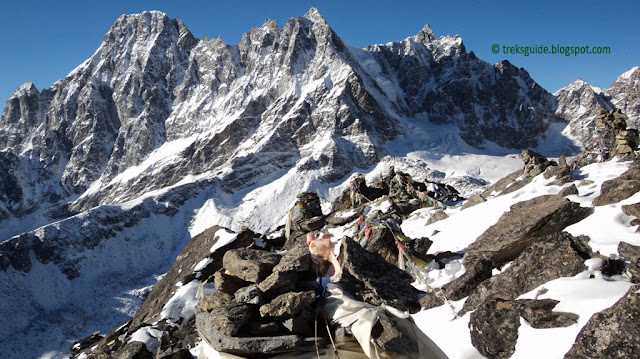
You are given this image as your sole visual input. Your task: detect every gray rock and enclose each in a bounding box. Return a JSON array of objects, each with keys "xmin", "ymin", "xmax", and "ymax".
[
  {"xmin": 593, "ymin": 159, "xmax": 640, "ymax": 206},
  {"xmin": 481, "ymin": 169, "xmax": 525, "ymax": 198},
  {"xmin": 363, "ymin": 225, "xmax": 400, "ymax": 266},
  {"xmin": 619, "ymin": 241, "xmax": 640, "ymax": 263},
  {"xmin": 565, "ymin": 284, "xmax": 640, "ymax": 358},
  {"xmin": 622, "ymin": 202, "xmax": 640, "ymax": 219},
  {"xmin": 412, "ymin": 237, "xmax": 432, "ymax": 262},
  {"xmin": 272, "ymin": 241, "xmax": 311, "ymax": 273},
  {"xmin": 200, "ymin": 300, "xmax": 252, "ymax": 336},
  {"xmin": 116, "ymin": 341, "xmax": 153, "ymax": 359},
  {"xmin": 337, "ymin": 237, "xmax": 421, "ymax": 313},
  {"xmin": 196, "ymin": 310, "xmax": 318, "ymax": 356},
  {"xmin": 258, "ymin": 270, "xmax": 298, "ymax": 299},
  {"xmin": 157, "ymin": 349, "xmax": 193, "ymax": 359},
  {"xmin": 461, "ymin": 194, "xmax": 486, "ymax": 210},
  {"xmin": 426, "ymin": 210, "xmax": 449, "ymax": 224},
  {"xmin": 470, "ymin": 298, "xmax": 578, "ymax": 359},
  {"xmin": 558, "ymin": 184, "xmax": 579, "ymax": 197},
  {"xmin": 326, "ymin": 206, "xmax": 363, "ymax": 225},
  {"xmin": 420, "ymin": 259, "xmax": 492, "ymax": 310},
  {"xmin": 214, "ymin": 269, "xmax": 251, "ymax": 295},
  {"xmin": 282, "ymin": 308, "xmax": 315, "ymax": 336},
  {"xmin": 244, "ymin": 321, "xmax": 282, "ymax": 336},
  {"xmin": 372, "ymin": 315, "xmax": 418, "ymax": 355},
  {"xmin": 222, "ymin": 248, "xmax": 281, "ymax": 283},
  {"xmin": 259, "ymin": 290, "xmax": 316, "ymax": 319},
  {"xmin": 464, "ymin": 195, "xmax": 593, "ymax": 269},
  {"xmin": 543, "ymin": 165, "xmax": 570, "ymax": 180},
  {"xmin": 461, "ymin": 232, "xmax": 591, "ymax": 314},
  {"xmin": 234, "ymin": 284, "xmax": 265, "ymax": 305},
  {"xmin": 197, "ymin": 292, "xmax": 234, "ymax": 312}
]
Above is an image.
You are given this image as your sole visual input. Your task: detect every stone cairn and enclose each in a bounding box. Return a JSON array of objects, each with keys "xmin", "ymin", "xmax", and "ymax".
[{"xmin": 575, "ymin": 108, "xmax": 639, "ymax": 167}]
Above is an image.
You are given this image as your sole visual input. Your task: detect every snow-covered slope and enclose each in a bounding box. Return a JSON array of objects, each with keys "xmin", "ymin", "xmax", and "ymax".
[{"xmin": 406, "ymin": 159, "xmax": 639, "ymax": 359}]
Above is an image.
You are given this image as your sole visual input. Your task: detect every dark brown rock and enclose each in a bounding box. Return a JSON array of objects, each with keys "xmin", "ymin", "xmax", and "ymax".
[
  {"xmin": 258, "ymin": 270, "xmax": 298, "ymax": 299},
  {"xmin": 222, "ymin": 248, "xmax": 280, "ymax": 283},
  {"xmin": 619, "ymin": 241, "xmax": 640, "ymax": 263},
  {"xmin": 470, "ymin": 298, "xmax": 578, "ymax": 359},
  {"xmin": 282, "ymin": 308, "xmax": 316, "ymax": 336},
  {"xmin": 461, "ymin": 232, "xmax": 591, "ymax": 314},
  {"xmin": 158, "ymin": 349, "xmax": 193, "ymax": 359},
  {"xmin": 363, "ymin": 226, "xmax": 399, "ymax": 266},
  {"xmin": 337, "ymin": 237, "xmax": 421, "ymax": 313},
  {"xmin": 558, "ymin": 184, "xmax": 579, "ymax": 197},
  {"xmin": 544, "ymin": 165, "xmax": 571, "ymax": 180},
  {"xmin": 116, "ymin": 341, "xmax": 153, "ymax": 359},
  {"xmin": 214, "ymin": 269, "xmax": 251, "ymax": 295},
  {"xmin": 272, "ymin": 241, "xmax": 310, "ymax": 273},
  {"xmin": 481, "ymin": 169, "xmax": 524, "ymax": 198},
  {"xmin": 565, "ymin": 284, "xmax": 640, "ymax": 358},
  {"xmin": 461, "ymin": 194, "xmax": 486, "ymax": 210},
  {"xmin": 202, "ymin": 300, "xmax": 252, "ymax": 336},
  {"xmin": 622, "ymin": 202, "xmax": 640, "ymax": 219},
  {"xmin": 593, "ymin": 159, "xmax": 640, "ymax": 206},
  {"xmin": 372, "ymin": 315, "xmax": 418, "ymax": 355},
  {"xmin": 259, "ymin": 290, "xmax": 316, "ymax": 319},
  {"xmin": 426, "ymin": 210, "xmax": 449, "ymax": 224},
  {"xmin": 412, "ymin": 237, "xmax": 432, "ymax": 261},
  {"xmin": 469, "ymin": 298, "xmax": 521, "ymax": 359},
  {"xmin": 244, "ymin": 321, "xmax": 282, "ymax": 336},
  {"xmin": 196, "ymin": 309, "xmax": 318, "ymax": 356},
  {"xmin": 464, "ymin": 196, "xmax": 593, "ymax": 269},
  {"xmin": 420, "ymin": 259, "xmax": 493, "ymax": 310}
]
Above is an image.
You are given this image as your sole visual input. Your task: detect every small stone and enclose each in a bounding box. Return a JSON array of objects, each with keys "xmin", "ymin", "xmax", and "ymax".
[
  {"xmin": 426, "ymin": 210, "xmax": 449, "ymax": 225},
  {"xmin": 259, "ymin": 291, "xmax": 316, "ymax": 319},
  {"xmin": 258, "ymin": 270, "xmax": 298, "ymax": 299},
  {"xmin": 558, "ymin": 184, "xmax": 578, "ymax": 197},
  {"xmin": 234, "ymin": 284, "xmax": 264, "ymax": 305},
  {"xmin": 214, "ymin": 269, "xmax": 251, "ymax": 294},
  {"xmin": 461, "ymin": 194, "xmax": 486, "ymax": 210},
  {"xmin": 197, "ymin": 292, "xmax": 234, "ymax": 312}
]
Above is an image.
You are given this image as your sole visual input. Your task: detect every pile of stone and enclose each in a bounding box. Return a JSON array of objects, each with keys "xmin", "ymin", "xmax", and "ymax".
[
  {"xmin": 194, "ymin": 233, "xmax": 423, "ymax": 357},
  {"xmin": 572, "ymin": 108, "xmax": 639, "ymax": 167}
]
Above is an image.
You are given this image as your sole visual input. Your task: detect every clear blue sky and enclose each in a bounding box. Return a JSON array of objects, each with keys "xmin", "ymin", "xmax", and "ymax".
[{"xmin": 1, "ymin": 0, "xmax": 638, "ymax": 116}]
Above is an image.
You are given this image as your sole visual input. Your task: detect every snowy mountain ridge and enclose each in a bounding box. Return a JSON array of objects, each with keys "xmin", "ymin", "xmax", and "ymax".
[{"xmin": 0, "ymin": 7, "xmax": 638, "ymax": 358}]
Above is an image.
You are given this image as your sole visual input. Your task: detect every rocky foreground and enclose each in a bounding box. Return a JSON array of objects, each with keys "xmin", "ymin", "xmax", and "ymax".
[{"xmin": 67, "ymin": 149, "xmax": 640, "ymax": 359}]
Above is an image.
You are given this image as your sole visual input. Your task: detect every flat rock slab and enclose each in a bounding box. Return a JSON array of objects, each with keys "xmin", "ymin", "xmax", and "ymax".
[
  {"xmin": 565, "ymin": 284, "xmax": 640, "ymax": 358},
  {"xmin": 196, "ymin": 310, "xmax": 319, "ymax": 356},
  {"xmin": 223, "ymin": 248, "xmax": 281, "ymax": 283},
  {"xmin": 593, "ymin": 159, "xmax": 640, "ymax": 206},
  {"xmin": 258, "ymin": 270, "xmax": 298, "ymax": 299},
  {"xmin": 464, "ymin": 196, "xmax": 593, "ymax": 269},
  {"xmin": 272, "ymin": 241, "xmax": 311, "ymax": 273},
  {"xmin": 461, "ymin": 232, "xmax": 591, "ymax": 314},
  {"xmin": 259, "ymin": 290, "xmax": 316, "ymax": 319}
]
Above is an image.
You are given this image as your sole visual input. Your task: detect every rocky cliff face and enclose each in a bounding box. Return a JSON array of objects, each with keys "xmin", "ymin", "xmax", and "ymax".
[
  {"xmin": 555, "ymin": 66, "xmax": 640, "ymax": 146},
  {"xmin": 0, "ymin": 8, "xmax": 559, "ymax": 227}
]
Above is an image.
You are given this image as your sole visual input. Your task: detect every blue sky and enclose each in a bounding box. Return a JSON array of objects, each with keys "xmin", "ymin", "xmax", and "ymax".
[{"xmin": 1, "ymin": 0, "xmax": 637, "ymax": 115}]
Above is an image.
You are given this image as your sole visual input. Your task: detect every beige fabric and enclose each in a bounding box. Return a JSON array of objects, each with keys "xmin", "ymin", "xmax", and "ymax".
[{"xmin": 323, "ymin": 284, "xmax": 449, "ymax": 359}]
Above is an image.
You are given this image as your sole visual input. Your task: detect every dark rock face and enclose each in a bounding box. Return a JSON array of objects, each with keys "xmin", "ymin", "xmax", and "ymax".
[
  {"xmin": 214, "ymin": 269, "xmax": 252, "ymax": 295},
  {"xmin": 203, "ymin": 300, "xmax": 251, "ymax": 336},
  {"xmin": 461, "ymin": 232, "xmax": 591, "ymax": 314},
  {"xmin": 558, "ymin": 184, "xmax": 579, "ymax": 197},
  {"xmin": 564, "ymin": 284, "xmax": 640, "ymax": 359},
  {"xmin": 115, "ymin": 341, "xmax": 153, "ymax": 359},
  {"xmin": 470, "ymin": 298, "xmax": 578, "ymax": 359},
  {"xmin": 337, "ymin": 237, "xmax": 420, "ymax": 313},
  {"xmin": 464, "ymin": 195, "xmax": 593, "ymax": 268},
  {"xmin": 222, "ymin": 248, "xmax": 281, "ymax": 283},
  {"xmin": 420, "ymin": 259, "xmax": 492, "ymax": 310},
  {"xmin": 593, "ymin": 159, "xmax": 640, "ymax": 206},
  {"xmin": 482, "ymin": 169, "xmax": 525, "ymax": 198}
]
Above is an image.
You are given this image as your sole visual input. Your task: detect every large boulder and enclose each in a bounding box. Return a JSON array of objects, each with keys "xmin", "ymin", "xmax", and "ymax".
[
  {"xmin": 461, "ymin": 232, "xmax": 592, "ymax": 314},
  {"xmin": 470, "ymin": 298, "xmax": 578, "ymax": 359},
  {"xmin": 593, "ymin": 159, "xmax": 640, "ymax": 206},
  {"xmin": 464, "ymin": 195, "xmax": 593, "ymax": 269},
  {"xmin": 564, "ymin": 284, "xmax": 640, "ymax": 358},
  {"xmin": 337, "ymin": 237, "xmax": 421, "ymax": 313}
]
